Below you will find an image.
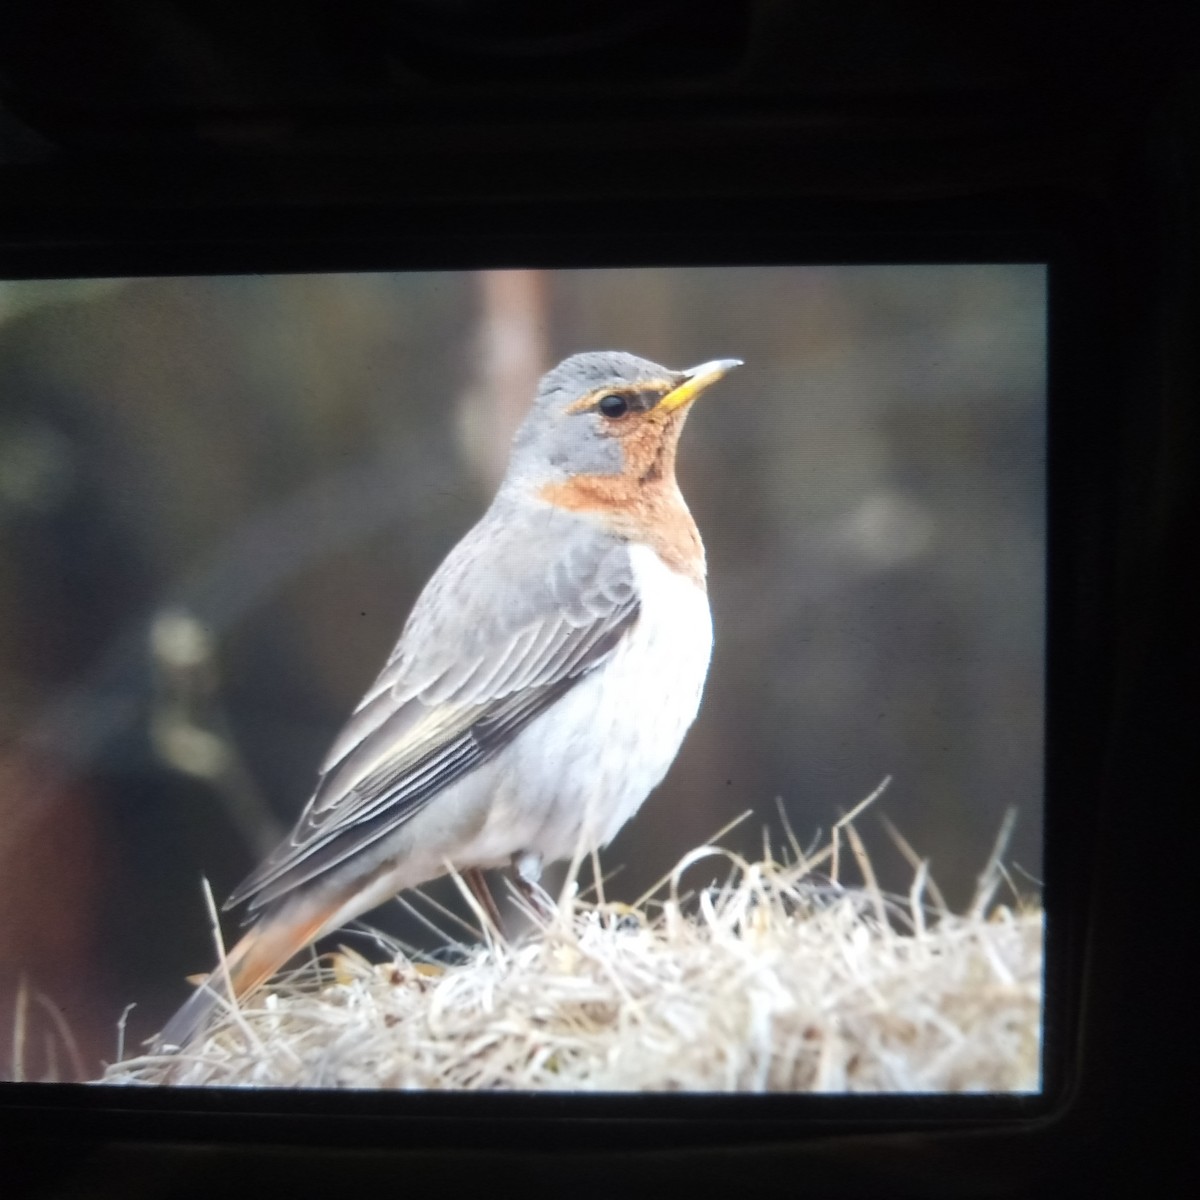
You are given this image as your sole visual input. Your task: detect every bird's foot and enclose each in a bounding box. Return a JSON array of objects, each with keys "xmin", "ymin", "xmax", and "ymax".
[
  {"xmin": 462, "ymin": 865, "xmax": 504, "ymax": 933},
  {"xmin": 511, "ymin": 851, "xmax": 555, "ymax": 920}
]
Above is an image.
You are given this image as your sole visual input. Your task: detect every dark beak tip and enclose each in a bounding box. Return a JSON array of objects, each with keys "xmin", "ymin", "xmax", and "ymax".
[{"xmin": 684, "ymin": 357, "xmax": 744, "ymax": 380}]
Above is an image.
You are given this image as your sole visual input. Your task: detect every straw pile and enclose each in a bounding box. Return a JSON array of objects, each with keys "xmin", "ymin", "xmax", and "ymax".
[{"xmin": 102, "ymin": 806, "xmax": 1043, "ymax": 1093}]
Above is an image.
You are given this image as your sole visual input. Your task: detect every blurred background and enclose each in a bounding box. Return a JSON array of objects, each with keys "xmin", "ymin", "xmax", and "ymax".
[{"xmin": 0, "ymin": 264, "xmax": 1044, "ymax": 1080}]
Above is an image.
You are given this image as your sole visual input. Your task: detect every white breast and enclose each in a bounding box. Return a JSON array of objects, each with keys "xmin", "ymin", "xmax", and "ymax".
[
  {"xmin": 473, "ymin": 543, "xmax": 714, "ymax": 866},
  {"xmin": 316, "ymin": 545, "xmax": 714, "ymax": 931}
]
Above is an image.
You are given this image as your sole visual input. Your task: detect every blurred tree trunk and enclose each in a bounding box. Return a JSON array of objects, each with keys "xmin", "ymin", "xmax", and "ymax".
[
  {"xmin": 0, "ymin": 752, "xmax": 113, "ymax": 1081},
  {"xmin": 457, "ymin": 271, "xmax": 549, "ymax": 492}
]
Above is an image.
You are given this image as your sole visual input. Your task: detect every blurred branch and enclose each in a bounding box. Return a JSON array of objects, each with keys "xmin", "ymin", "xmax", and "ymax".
[
  {"xmin": 148, "ymin": 607, "xmax": 283, "ymax": 856},
  {"xmin": 22, "ymin": 444, "xmax": 446, "ymax": 773}
]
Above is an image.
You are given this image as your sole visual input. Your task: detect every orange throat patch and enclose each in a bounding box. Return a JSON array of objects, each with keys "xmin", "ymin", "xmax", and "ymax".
[{"xmin": 538, "ymin": 420, "xmax": 706, "ymax": 586}]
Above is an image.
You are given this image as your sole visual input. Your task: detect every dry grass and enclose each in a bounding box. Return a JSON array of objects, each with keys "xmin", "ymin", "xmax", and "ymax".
[{"xmin": 100, "ymin": 801, "xmax": 1043, "ymax": 1093}]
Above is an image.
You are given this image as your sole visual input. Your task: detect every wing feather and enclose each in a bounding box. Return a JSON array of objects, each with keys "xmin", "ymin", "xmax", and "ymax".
[{"xmin": 225, "ymin": 503, "xmax": 639, "ymax": 913}]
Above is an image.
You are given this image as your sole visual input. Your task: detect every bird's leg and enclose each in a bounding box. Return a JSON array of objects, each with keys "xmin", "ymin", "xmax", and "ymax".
[
  {"xmin": 462, "ymin": 866, "xmax": 504, "ymax": 932},
  {"xmin": 511, "ymin": 850, "xmax": 554, "ymax": 919}
]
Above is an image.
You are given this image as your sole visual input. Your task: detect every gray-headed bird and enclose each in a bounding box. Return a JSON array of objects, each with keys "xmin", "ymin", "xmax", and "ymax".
[{"xmin": 158, "ymin": 351, "xmax": 741, "ymax": 1050}]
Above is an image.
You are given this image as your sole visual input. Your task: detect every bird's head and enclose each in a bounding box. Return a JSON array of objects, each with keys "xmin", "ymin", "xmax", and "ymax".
[{"xmin": 503, "ymin": 351, "xmax": 741, "ymax": 496}]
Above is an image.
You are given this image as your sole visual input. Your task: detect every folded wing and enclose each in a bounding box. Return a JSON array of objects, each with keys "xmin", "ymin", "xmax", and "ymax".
[{"xmin": 225, "ymin": 505, "xmax": 638, "ymax": 914}]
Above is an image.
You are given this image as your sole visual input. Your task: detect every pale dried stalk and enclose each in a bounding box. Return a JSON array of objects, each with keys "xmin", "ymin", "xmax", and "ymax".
[{"xmin": 102, "ymin": 813, "xmax": 1043, "ymax": 1094}]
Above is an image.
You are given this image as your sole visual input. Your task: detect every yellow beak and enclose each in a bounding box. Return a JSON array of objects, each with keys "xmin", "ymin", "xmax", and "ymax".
[{"xmin": 658, "ymin": 358, "xmax": 743, "ymax": 413}]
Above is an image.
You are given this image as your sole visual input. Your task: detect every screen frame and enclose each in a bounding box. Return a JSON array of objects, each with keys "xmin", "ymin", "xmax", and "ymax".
[{"xmin": 0, "ymin": 193, "xmax": 1112, "ymax": 1149}]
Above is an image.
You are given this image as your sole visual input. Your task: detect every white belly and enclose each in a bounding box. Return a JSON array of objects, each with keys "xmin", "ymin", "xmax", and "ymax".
[
  {"xmin": 471, "ymin": 543, "xmax": 713, "ymax": 865},
  {"xmin": 318, "ymin": 545, "xmax": 712, "ymax": 932}
]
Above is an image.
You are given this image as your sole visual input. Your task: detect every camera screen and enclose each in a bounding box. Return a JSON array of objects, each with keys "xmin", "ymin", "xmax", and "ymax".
[{"xmin": 0, "ymin": 265, "xmax": 1044, "ymax": 1092}]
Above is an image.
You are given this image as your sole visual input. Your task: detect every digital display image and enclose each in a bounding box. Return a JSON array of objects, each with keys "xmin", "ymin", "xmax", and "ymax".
[{"xmin": 0, "ymin": 265, "xmax": 1045, "ymax": 1091}]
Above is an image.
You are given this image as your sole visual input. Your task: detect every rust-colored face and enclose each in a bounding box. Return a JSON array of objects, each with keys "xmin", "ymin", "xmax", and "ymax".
[
  {"xmin": 565, "ymin": 358, "xmax": 742, "ymax": 422},
  {"xmin": 507, "ymin": 352, "xmax": 741, "ymax": 493},
  {"xmin": 534, "ymin": 357, "xmax": 742, "ymax": 582},
  {"xmin": 565, "ymin": 379, "xmax": 687, "ymax": 485},
  {"xmin": 561, "ymin": 358, "xmax": 742, "ymax": 483}
]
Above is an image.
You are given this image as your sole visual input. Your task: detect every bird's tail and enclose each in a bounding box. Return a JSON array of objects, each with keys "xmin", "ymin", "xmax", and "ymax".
[{"xmin": 156, "ymin": 899, "xmax": 336, "ymax": 1052}]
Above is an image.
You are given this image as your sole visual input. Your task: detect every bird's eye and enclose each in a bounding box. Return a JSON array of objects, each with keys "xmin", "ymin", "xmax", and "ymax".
[{"xmin": 598, "ymin": 393, "xmax": 629, "ymax": 419}]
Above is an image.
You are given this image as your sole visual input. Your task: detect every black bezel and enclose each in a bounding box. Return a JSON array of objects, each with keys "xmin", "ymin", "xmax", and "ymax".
[{"xmin": 0, "ymin": 193, "xmax": 1122, "ymax": 1177}]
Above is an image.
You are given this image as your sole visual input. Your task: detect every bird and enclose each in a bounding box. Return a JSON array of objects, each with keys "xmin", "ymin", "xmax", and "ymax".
[{"xmin": 157, "ymin": 350, "xmax": 741, "ymax": 1050}]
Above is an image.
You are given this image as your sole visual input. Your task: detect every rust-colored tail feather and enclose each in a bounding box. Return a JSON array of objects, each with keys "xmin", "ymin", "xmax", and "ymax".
[{"xmin": 156, "ymin": 901, "xmax": 335, "ymax": 1051}]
